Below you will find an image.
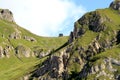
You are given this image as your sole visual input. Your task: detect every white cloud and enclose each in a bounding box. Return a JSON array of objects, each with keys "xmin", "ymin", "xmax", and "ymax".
[{"xmin": 0, "ymin": 0, "xmax": 86, "ymax": 36}]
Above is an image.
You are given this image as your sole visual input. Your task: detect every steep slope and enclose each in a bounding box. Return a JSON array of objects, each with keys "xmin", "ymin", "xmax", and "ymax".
[
  {"xmin": 30, "ymin": 1, "xmax": 120, "ymax": 80},
  {"xmin": 0, "ymin": 9, "xmax": 68, "ymax": 58},
  {"xmin": 0, "ymin": 9, "xmax": 68, "ymax": 79}
]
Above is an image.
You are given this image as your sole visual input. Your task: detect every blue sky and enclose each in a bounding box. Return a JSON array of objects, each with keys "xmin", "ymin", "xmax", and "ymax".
[
  {"xmin": 71, "ymin": 0, "xmax": 113, "ymax": 11},
  {"xmin": 0, "ymin": 0, "xmax": 113, "ymax": 36}
]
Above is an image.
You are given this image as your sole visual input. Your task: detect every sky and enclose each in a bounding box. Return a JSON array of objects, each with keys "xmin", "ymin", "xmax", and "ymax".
[{"xmin": 0, "ymin": 0, "xmax": 113, "ymax": 37}]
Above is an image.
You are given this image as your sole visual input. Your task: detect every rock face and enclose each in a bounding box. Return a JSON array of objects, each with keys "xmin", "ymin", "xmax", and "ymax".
[
  {"xmin": 30, "ymin": 49, "xmax": 69, "ymax": 80},
  {"xmin": 78, "ymin": 12, "xmax": 107, "ymax": 32},
  {"xmin": 68, "ymin": 11, "xmax": 108, "ymax": 43},
  {"xmin": 79, "ymin": 57, "xmax": 120, "ymax": 80},
  {"xmin": 31, "ymin": 56, "xmax": 63, "ymax": 79},
  {"xmin": 0, "ymin": 9, "xmax": 15, "ymax": 22}
]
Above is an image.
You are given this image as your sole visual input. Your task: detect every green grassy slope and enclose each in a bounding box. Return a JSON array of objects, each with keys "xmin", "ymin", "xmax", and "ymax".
[
  {"xmin": 0, "ymin": 20, "xmax": 68, "ymax": 49},
  {"xmin": 33, "ymin": 7, "xmax": 120, "ymax": 80},
  {"xmin": 0, "ymin": 57, "xmax": 46, "ymax": 80},
  {"xmin": 0, "ymin": 19, "xmax": 68, "ymax": 79},
  {"xmin": 2, "ymin": 1, "xmax": 120, "ymax": 79}
]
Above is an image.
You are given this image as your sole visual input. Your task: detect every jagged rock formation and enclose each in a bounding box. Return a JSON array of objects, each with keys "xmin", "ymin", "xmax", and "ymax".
[
  {"xmin": 0, "ymin": 9, "xmax": 15, "ymax": 22},
  {"xmin": 30, "ymin": 49, "xmax": 68, "ymax": 80},
  {"xmin": 29, "ymin": 0, "xmax": 120, "ymax": 80},
  {"xmin": 68, "ymin": 11, "xmax": 109, "ymax": 43}
]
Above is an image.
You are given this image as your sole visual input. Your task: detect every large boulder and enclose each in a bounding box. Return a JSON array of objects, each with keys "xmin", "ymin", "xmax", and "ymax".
[{"xmin": 15, "ymin": 45, "xmax": 31, "ymax": 57}]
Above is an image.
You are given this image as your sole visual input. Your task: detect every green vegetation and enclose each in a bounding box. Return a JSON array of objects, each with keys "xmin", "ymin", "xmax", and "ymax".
[
  {"xmin": 75, "ymin": 30, "xmax": 98, "ymax": 47},
  {"xmin": 91, "ymin": 47, "xmax": 120, "ymax": 62},
  {"xmin": 1, "ymin": 1, "xmax": 120, "ymax": 79},
  {"xmin": 0, "ymin": 18, "xmax": 68, "ymax": 80},
  {"xmin": 0, "ymin": 19, "xmax": 68, "ymax": 50},
  {"xmin": 0, "ymin": 57, "xmax": 47, "ymax": 80},
  {"xmin": 67, "ymin": 48, "xmax": 83, "ymax": 74},
  {"xmin": 66, "ymin": 7, "xmax": 120, "ymax": 80}
]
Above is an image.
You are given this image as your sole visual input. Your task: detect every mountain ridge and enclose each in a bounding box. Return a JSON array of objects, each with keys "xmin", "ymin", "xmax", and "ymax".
[
  {"xmin": 28, "ymin": 0, "xmax": 120, "ymax": 80},
  {"xmin": 0, "ymin": 0, "xmax": 120, "ymax": 80}
]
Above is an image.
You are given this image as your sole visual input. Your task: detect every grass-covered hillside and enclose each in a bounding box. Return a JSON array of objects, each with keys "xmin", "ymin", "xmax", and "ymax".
[
  {"xmin": 0, "ymin": 9, "xmax": 68, "ymax": 80},
  {"xmin": 1, "ymin": 0, "xmax": 120, "ymax": 80},
  {"xmin": 0, "ymin": 19, "xmax": 68, "ymax": 49}
]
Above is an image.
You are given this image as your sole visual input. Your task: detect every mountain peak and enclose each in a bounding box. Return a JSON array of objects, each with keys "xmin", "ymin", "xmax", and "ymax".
[
  {"xmin": 0, "ymin": 9, "xmax": 15, "ymax": 22},
  {"xmin": 109, "ymin": 0, "xmax": 120, "ymax": 10}
]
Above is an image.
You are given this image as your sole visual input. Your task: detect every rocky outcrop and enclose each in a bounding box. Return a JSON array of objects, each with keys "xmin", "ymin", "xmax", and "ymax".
[
  {"xmin": 15, "ymin": 45, "xmax": 31, "ymax": 57},
  {"xmin": 29, "ymin": 1, "xmax": 120, "ymax": 79},
  {"xmin": 110, "ymin": 0, "xmax": 120, "ymax": 10},
  {"xmin": 68, "ymin": 11, "xmax": 110, "ymax": 43},
  {"xmin": 23, "ymin": 36, "xmax": 36, "ymax": 42},
  {"xmin": 0, "ymin": 9, "xmax": 15, "ymax": 22},
  {"xmin": 79, "ymin": 57, "xmax": 120, "ymax": 80},
  {"xmin": 78, "ymin": 12, "xmax": 107, "ymax": 32},
  {"xmin": 0, "ymin": 45, "xmax": 13, "ymax": 58},
  {"xmin": 9, "ymin": 32, "xmax": 21, "ymax": 39},
  {"xmin": 30, "ymin": 49, "xmax": 70, "ymax": 80},
  {"xmin": 33, "ymin": 49, "xmax": 50, "ymax": 58},
  {"xmin": 3, "ymin": 45, "xmax": 12, "ymax": 58},
  {"xmin": 68, "ymin": 32, "xmax": 74, "ymax": 43},
  {"xmin": 31, "ymin": 56, "xmax": 64, "ymax": 79},
  {"xmin": 0, "ymin": 46, "xmax": 4, "ymax": 58},
  {"xmin": 15, "ymin": 45, "xmax": 50, "ymax": 58},
  {"xmin": 68, "ymin": 22, "xmax": 86, "ymax": 43}
]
